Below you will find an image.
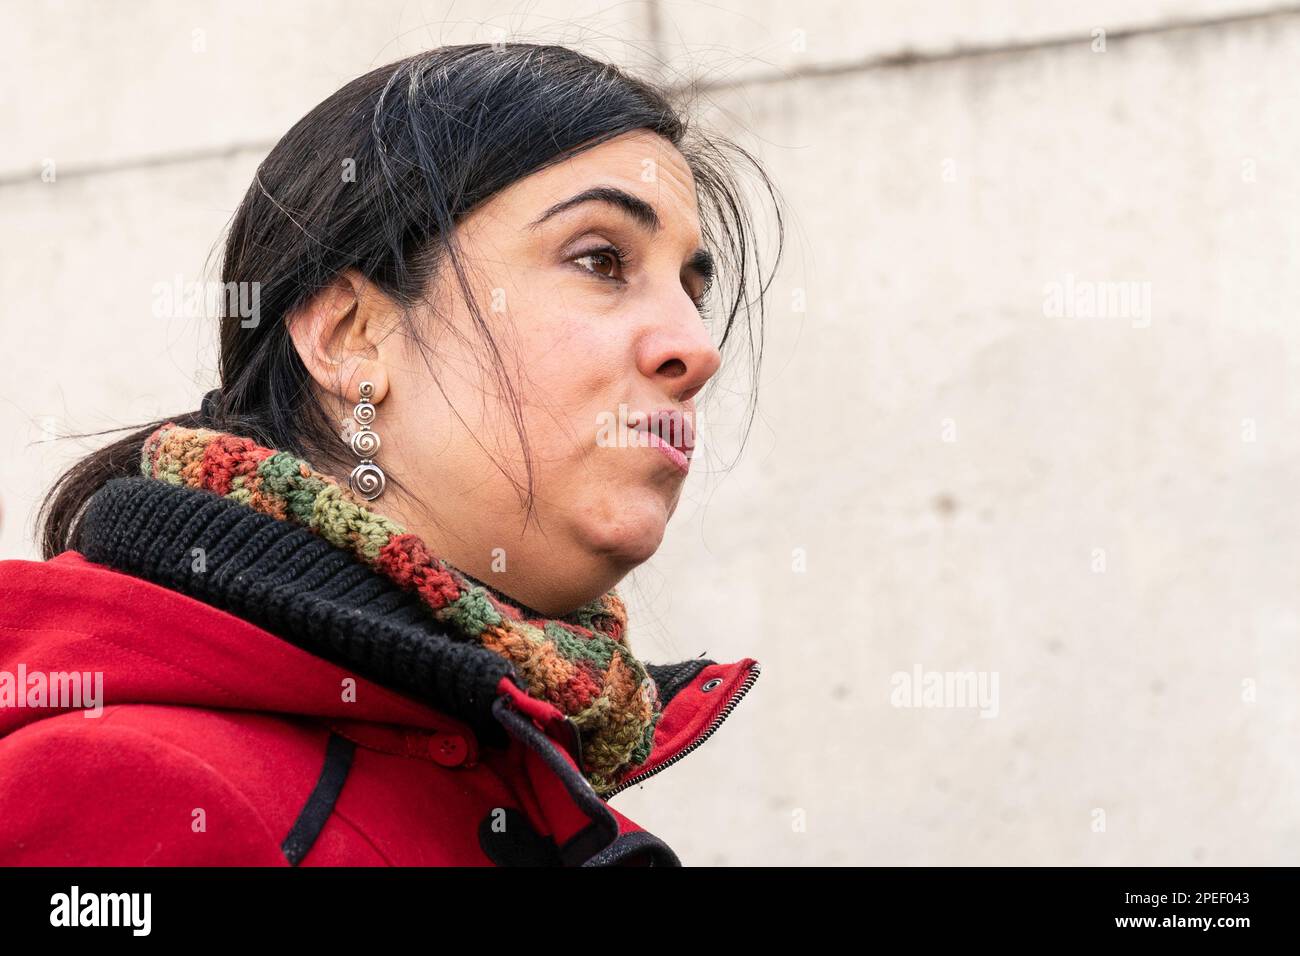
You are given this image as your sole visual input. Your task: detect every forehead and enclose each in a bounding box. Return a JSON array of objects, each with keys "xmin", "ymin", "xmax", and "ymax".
[{"xmin": 483, "ymin": 130, "xmax": 702, "ymax": 240}]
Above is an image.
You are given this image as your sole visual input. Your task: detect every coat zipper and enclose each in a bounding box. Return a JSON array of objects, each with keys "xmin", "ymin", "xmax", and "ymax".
[{"xmin": 602, "ymin": 660, "xmax": 761, "ymax": 798}]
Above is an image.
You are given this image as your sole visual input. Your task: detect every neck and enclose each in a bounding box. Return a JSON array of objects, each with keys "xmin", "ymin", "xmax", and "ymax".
[{"xmin": 376, "ymin": 485, "xmax": 630, "ymax": 619}]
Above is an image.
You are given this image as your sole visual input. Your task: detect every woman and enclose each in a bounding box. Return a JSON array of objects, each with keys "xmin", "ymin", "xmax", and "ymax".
[{"xmin": 0, "ymin": 42, "xmax": 781, "ymax": 866}]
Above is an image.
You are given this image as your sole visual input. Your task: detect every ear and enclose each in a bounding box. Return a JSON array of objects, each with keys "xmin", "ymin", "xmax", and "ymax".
[{"xmin": 287, "ymin": 269, "xmax": 396, "ymax": 404}]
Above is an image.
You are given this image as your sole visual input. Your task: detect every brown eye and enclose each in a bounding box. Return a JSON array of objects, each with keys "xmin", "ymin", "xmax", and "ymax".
[{"xmin": 572, "ymin": 244, "xmax": 627, "ymax": 282}]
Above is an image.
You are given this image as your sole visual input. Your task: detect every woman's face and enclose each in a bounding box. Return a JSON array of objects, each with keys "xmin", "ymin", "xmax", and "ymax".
[{"xmin": 341, "ymin": 130, "xmax": 722, "ymax": 616}]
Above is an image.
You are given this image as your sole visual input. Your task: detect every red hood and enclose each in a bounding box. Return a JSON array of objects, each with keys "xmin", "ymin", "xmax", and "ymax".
[{"xmin": 0, "ymin": 551, "xmax": 759, "ymax": 797}]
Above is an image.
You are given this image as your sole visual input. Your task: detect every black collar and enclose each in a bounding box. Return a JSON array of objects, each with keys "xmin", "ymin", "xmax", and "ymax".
[{"xmin": 77, "ymin": 476, "xmax": 518, "ymax": 747}]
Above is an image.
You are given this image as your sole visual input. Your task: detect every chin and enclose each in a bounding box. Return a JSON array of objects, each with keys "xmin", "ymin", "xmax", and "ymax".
[{"xmin": 578, "ymin": 494, "xmax": 670, "ymax": 567}]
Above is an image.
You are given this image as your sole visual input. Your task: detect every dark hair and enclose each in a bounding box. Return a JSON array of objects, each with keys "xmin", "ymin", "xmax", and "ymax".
[{"xmin": 38, "ymin": 42, "xmax": 784, "ymax": 559}]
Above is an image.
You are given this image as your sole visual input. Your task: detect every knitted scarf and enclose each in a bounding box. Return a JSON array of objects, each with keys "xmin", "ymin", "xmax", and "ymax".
[{"xmin": 139, "ymin": 422, "xmax": 662, "ymax": 795}]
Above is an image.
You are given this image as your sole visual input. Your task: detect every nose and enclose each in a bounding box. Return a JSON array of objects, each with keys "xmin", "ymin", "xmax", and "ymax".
[{"xmin": 637, "ymin": 290, "xmax": 723, "ymax": 405}]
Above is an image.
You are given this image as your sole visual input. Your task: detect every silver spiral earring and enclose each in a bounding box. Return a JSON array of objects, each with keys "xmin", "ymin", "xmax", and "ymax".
[{"xmin": 347, "ymin": 381, "xmax": 386, "ymax": 501}]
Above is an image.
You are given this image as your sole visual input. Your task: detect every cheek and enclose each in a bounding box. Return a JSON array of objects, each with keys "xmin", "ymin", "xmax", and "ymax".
[{"xmin": 519, "ymin": 323, "xmax": 627, "ymax": 460}]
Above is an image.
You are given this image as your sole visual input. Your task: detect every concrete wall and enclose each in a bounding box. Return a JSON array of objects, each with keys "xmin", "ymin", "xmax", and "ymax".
[{"xmin": 2, "ymin": 0, "xmax": 1297, "ymax": 864}]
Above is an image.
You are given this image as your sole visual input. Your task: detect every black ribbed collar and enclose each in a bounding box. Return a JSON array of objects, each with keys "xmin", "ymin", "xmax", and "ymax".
[{"xmin": 77, "ymin": 476, "xmax": 518, "ymax": 747}]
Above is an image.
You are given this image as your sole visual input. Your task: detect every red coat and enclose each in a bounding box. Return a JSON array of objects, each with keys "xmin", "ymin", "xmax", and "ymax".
[{"xmin": 0, "ymin": 551, "xmax": 759, "ymax": 866}]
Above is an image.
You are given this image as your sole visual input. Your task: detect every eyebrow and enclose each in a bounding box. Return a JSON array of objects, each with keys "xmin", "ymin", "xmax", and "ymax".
[{"xmin": 528, "ymin": 185, "xmax": 716, "ymax": 288}]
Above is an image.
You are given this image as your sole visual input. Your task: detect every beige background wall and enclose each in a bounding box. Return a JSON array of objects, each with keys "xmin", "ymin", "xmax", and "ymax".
[{"xmin": 3, "ymin": 0, "xmax": 1298, "ymax": 864}]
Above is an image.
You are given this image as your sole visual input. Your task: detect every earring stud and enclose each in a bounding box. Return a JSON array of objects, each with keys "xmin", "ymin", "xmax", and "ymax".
[{"xmin": 347, "ymin": 381, "xmax": 386, "ymax": 501}]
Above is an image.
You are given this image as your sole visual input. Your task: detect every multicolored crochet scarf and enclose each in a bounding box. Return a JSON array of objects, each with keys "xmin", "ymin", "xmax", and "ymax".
[{"xmin": 139, "ymin": 422, "xmax": 661, "ymax": 795}]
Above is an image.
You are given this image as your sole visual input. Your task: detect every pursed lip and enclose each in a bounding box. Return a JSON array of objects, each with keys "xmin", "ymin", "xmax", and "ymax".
[
  {"xmin": 629, "ymin": 408, "xmax": 695, "ymax": 459},
  {"xmin": 625, "ymin": 408, "xmax": 694, "ymax": 477}
]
